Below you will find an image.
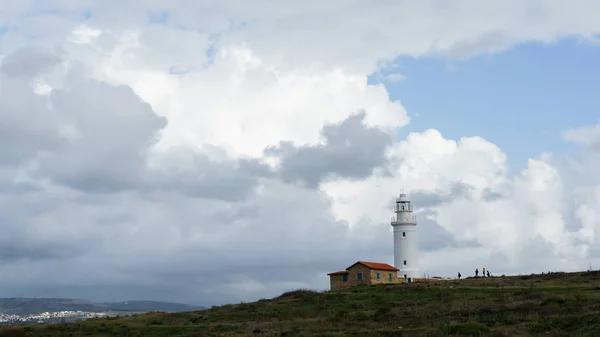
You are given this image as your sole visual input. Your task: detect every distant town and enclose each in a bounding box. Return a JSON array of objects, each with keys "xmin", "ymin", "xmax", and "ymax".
[
  {"xmin": 0, "ymin": 298, "xmax": 205, "ymax": 325},
  {"xmin": 0, "ymin": 310, "xmax": 113, "ymax": 325}
]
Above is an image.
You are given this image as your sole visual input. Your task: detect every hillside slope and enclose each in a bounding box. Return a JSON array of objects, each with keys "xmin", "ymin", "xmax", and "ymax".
[{"xmin": 2, "ymin": 271, "xmax": 600, "ymax": 336}]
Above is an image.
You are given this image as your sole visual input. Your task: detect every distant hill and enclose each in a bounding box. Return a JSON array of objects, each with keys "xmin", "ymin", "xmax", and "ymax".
[
  {"xmin": 102, "ymin": 300, "xmax": 205, "ymax": 313},
  {"xmin": 0, "ymin": 298, "xmax": 204, "ymax": 315}
]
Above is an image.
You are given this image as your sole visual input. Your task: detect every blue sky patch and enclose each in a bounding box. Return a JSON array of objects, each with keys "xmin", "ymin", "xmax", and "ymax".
[
  {"xmin": 148, "ymin": 11, "xmax": 169, "ymax": 24},
  {"xmin": 374, "ymin": 38, "xmax": 600, "ymax": 168}
]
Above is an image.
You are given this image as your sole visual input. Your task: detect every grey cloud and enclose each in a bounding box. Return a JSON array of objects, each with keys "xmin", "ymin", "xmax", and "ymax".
[
  {"xmin": 0, "ymin": 46, "xmax": 61, "ymax": 78},
  {"xmin": 144, "ymin": 148, "xmax": 275, "ymax": 202},
  {"xmin": 413, "ymin": 210, "xmax": 481, "ymax": 252},
  {"xmin": 481, "ymin": 188, "xmax": 505, "ymax": 202},
  {"xmin": 0, "ymin": 284, "xmax": 201, "ymax": 306},
  {"xmin": 0, "ymin": 196, "xmax": 100, "ymax": 263},
  {"xmin": 512, "ymin": 236, "xmax": 579, "ymax": 274},
  {"xmin": 0, "ymin": 168, "xmax": 41, "ymax": 194},
  {"xmin": 551, "ymin": 152, "xmax": 600, "ymax": 233},
  {"xmin": 0, "ymin": 182, "xmax": 40, "ymax": 194},
  {"xmin": 0, "ymin": 237, "xmax": 84, "ymax": 262},
  {"xmin": 417, "ymin": 217, "xmax": 460, "ymax": 251},
  {"xmin": 407, "ymin": 183, "xmax": 508, "ymax": 208},
  {"xmin": 36, "ymin": 77, "xmax": 167, "ymax": 192},
  {"xmin": 407, "ymin": 182, "xmax": 474, "ymax": 208},
  {"xmin": 587, "ymin": 245, "xmax": 600, "ymax": 261},
  {"xmin": 0, "ymin": 81, "xmax": 67, "ymax": 164},
  {"xmin": 0, "ymin": 46, "xmax": 166, "ymax": 190},
  {"xmin": 0, "ymin": 181, "xmax": 371, "ymax": 305},
  {"xmin": 265, "ymin": 111, "xmax": 392, "ymax": 188},
  {"xmin": 433, "ymin": 31, "xmax": 513, "ymax": 60}
]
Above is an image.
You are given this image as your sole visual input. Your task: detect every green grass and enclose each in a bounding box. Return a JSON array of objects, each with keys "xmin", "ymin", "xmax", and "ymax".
[{"xmin": 2, "ymin": 271, "xmax": 600, "ymax": 336}]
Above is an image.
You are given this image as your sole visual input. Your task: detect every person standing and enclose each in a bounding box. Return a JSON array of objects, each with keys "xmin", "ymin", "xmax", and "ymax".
[
  {"xmin": 483, "ymin": 267, "xmax": 486, "ymax": 277},
  {"xmin": 487, "ymin": 270, "xmax": 490, "ymax": 277},
  {"xmin": 458, "ymin": 272, "xmax": 461, "ymax": 279},
  {"xmin": 475, "ymin": 268, "xmax": 479, "ymax": 277}
]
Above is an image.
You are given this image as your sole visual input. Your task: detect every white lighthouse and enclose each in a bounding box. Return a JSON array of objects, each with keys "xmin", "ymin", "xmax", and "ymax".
[{"xmin": 391, "ymin": 192, "xmax": 418, "ymax": 280}]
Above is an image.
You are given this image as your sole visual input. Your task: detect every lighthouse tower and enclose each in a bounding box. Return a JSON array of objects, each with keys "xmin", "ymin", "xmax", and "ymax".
[{"xmin": 391, "ymin": 192, "xmax": 418, "ymax": 280}]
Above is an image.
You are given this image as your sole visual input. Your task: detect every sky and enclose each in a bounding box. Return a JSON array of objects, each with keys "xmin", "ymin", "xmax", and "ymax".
[
  {"xmin": 380, "ymin": 39, "xmax": 600, "ymax": 168},
  {"xmin": 0, "ymin": 1, "xmax": 599, "ymax": 307}
]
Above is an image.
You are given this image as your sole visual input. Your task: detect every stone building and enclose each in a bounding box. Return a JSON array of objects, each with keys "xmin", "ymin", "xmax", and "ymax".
[{"xmin": 327, "ymin": 261, "xmax": 400, "ymax": 290}]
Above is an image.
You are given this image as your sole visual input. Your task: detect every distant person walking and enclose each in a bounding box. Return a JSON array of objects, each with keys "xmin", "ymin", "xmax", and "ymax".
[
  {"xmin": 487, "ymin": 270, "xmax": 490, "ymax": 277},
  {"xmin": 458, "ymin": 272, "xmax": 461, "ymax": 279},
  {"xmin": 475, "ymin": 268, "xmax": 479, "ymax": 277},
  {"xmin": 483, "ymin": 267, "xmax": 486, "ymax": 276}
]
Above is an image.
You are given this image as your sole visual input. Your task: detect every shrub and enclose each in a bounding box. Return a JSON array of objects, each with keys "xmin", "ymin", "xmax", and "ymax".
[
  {"xmin": 353, "ymin": 311, "xmax": 370, "ymax": 321},
  {"xmin": 276, "ymin": 289, "xmax": 319, "ymax": 300},
  {"xmin": 0, "ymin": 327, "xmax": 28, "ymax": 337},
  {"xmin": 573, "ymin": 292, "xmax": 587, "ymax": 301},
  {"xmin": 147, "ymin": 320, "xmax": 163, "ymax": 325},
  {"xmin": 327, "ymin": 309, "xmax": 349, "ymax": 323},
  {"xmin": 540, "ymin": 296, "xmax": 566, "ymax": 306},
  {"xmin": 441, "ymin": 322, "xmax": 491, "ymax": 335},
  {"xmin": 372, "ymin": 307, "xmax": 392, "ymax": 321}
]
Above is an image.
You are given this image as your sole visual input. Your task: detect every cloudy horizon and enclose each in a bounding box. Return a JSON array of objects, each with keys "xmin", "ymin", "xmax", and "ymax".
[{"xmin": 1, "ymin": 1, "xmax": 600, "ymax": 307}]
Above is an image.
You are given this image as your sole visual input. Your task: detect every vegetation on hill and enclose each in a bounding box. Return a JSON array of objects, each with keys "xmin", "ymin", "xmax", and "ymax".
[{"xmin": 2, "ymin": 271, "xmax": 600, "ymax": 336}]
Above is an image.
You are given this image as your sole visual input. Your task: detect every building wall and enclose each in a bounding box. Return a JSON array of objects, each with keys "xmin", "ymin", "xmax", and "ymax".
[
  {"xmin": 346, "ymin": 264, "xmax": 372, "ymax": 286},
  {"xmin": 329, "ymin": 274, "xmax": 352, "ymax": 290},
  {"xmin": 369, "ymin": 269, "xmax": 400, "ymax": 284}
]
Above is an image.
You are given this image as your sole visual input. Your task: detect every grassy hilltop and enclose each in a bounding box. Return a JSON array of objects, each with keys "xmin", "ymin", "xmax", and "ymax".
[{"xmin": 2, "ymin": 271, "xmax": 600, "ymax": 336}]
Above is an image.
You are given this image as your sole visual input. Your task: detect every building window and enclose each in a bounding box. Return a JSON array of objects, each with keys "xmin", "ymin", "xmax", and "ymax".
[
  {"xmin": 376, "ymin": 272, "xmax": 380, "ymax": 280},
  {"xmin": 342, "ymin": 275, "xmax": 348, "ymax": 282},
  {"xmin": 404, "ymin": 260, "xmax": 407, "ymax": 265},
  {"xmin": 402, "ymin": 232, "xmax": 406, "ymax": 237},
  {"xmin": 388, "ymin": 273, "xmax": 393, "ymax": 281},
  {"xmin": 357, "ymin": 272, "xmax": 363, "ymax": 280}
]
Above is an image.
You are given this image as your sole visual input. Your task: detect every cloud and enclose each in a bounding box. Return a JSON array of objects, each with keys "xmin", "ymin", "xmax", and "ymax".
[
  {"xmin": 0, "ymin": 1, "xmax": 600, "ymax": 307},
  {"xmin": 384, "ymin": 73, "xmax": 406, "ymax": 83},
  {"xmin": 265, "ymin": 112, "xmax": 393, "ymax": 188},
  {"xmin": 564, "ymin": 123, "xmax": 600, "ymax": 151},
  {"xmin": 0, "ymin": 46, "xmax": 167, "ymax": 193}
]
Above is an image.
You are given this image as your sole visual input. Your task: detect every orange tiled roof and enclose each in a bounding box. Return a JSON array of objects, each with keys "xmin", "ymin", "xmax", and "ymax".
[
  {"xmin": 347, "ymin": 261, "xmax": 399, "ymax": 272},
  {"xmin": 327, "ymin": 270, "xmax": 349, "ymax": 276}
]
